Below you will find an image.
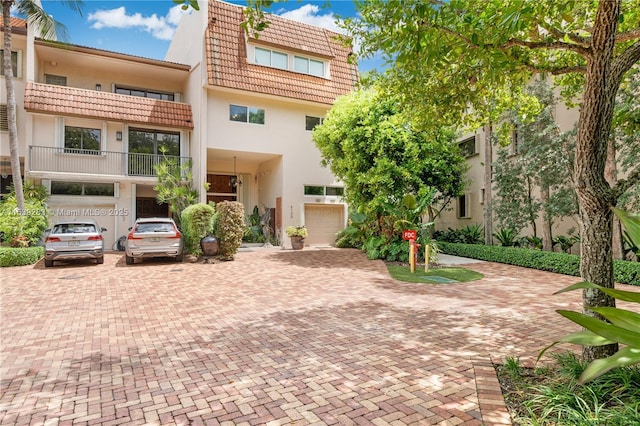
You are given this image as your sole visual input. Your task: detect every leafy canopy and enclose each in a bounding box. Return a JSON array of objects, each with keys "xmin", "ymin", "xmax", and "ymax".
[{"xmin": 312, "ymin": 88, "xmax": 467, "ymax": 217}]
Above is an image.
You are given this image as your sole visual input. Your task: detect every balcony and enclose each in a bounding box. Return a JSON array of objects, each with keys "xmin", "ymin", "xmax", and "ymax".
[{"xmin": 29, "ymin": 146, "xmax": 190, "ymax": 178}]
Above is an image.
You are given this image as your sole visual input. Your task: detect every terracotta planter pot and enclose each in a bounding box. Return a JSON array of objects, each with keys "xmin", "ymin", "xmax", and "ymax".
[{"xmin": 290, "ymin": 236, "xmax": 305, "ymax": 250}]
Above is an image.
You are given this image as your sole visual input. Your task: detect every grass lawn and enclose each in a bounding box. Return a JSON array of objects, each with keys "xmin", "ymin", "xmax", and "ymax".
[{"xmin": 386, "ymin": 265, "xmax": 484, "ymax": 283}]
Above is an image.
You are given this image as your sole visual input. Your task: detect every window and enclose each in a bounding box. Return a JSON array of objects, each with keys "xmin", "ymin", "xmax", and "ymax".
[
  {"xmin": 304, "ymin": 185, "xmax": 344, "ymax": 196},
  {"xmin": 305, "ymin": 116, "xmax": 323, "ymax": 131},
  {"xmin": 458, "ymin": 136, "xmax": 476, "ymax": 157},
  {"xmin": 0, "ymin": 104, "xmax": 7, "ymax": 131},
  {"xmin": 229, "ymin": 105, "xmax": 265, "ymax": 125},
  {"xmin": 115, "ymin": 86, "xmax": 174, "ymax": 101},
  {"xmin": 129, "ymin": 129, "xmax": 180, "ymax": 156},
  {"xmin": 254, "ymin": 47, "xmax": 288, "ymax": 70},
  {"xmin": 45, "ymin": 74, "xmax": 67, "ymax": 86},
  {"xmin": 457, "ymin": 193, "xmax": 471, "ymax": 218},
  {"xmin": 510, "ymin": 124, "xmax": 521, "ymax": 155},
  {"xmin": 64, "ymin": 126, "xmax": 101, "ymax": 154},
  {"xmin": 0, "ymin": 50, "xmax": 19, "ymax": 77},
  {"xmin": 51, "ymin": 181, "xmax": 114, "ymax": 196},
  {"xmin": 294, "ymin": 56, "xmax": 324, "ymax": 77}
]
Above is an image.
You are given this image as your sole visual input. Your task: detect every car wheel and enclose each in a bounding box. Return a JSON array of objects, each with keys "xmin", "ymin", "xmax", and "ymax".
[
  {"xmin": 44, "ymin": 259, "xmax": 53, "ymax": 267},
  {"xmin": 97, "ymin": 256, "xmax": 104, "ymax": 264},
  {"xmin": 175, "ymin": 254, "xmax": 184, "ymax": 262},
  {"xmin": 125, "ymin": 255, "xmax": 134, "ymax": 265}
]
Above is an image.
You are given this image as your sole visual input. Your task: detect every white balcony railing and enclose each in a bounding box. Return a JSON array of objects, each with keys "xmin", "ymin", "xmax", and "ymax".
[{"xmin": 29, "ymin": 146, "xmax": 190, "ymax": 177}]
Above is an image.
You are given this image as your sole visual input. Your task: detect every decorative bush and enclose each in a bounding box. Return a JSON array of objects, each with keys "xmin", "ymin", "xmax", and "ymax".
[
  {"xmin": 0, "ymin": 184, "xmax": 49, "ymax": 246},
  {"xmin": 181, "ymin": 203, "xmax": 217, "ymax": 255},
  {"xmin": 214, "ymin": 201, "xmax": 245, "ymax": 259},
  {"xmin": 0, "ymin": 247, "xmax": 44, "ymax": 267},
  {"xmin": 438, "ymin": 242, "xmax": 640, "ymax": 286},
  {"xmin": 285, "ymin": 226, "xmax": 308, "ymax": 238}
]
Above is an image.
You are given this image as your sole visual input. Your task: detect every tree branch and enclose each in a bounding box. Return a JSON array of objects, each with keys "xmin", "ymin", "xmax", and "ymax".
[
  {"xmin": 616, "ymin": 28, "xmax": 640, "ymax": 43},
  {"xmin": 610, "ymin": 39, "xmax": 640, "ymax": 86},
  {"xmin": 538, "ymin": 21, "xmax": 590, "ymax": 47},
  {"xmin": 522, "ymin": 63, "xmax": 587, "ymax": 75},
  {"xmin": 613, "ymin": 163, "xmax": 640, "ymax": 201}
]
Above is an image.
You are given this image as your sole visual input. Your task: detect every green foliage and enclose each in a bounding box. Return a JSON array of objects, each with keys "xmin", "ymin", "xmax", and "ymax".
[
  {"xmin": 0, "ymin": 183, "xmax": 49, "ymax": 246},
  {"xmin": 553, "ymin": 234, "xmax": 580, "ymax": 253},
  {"xmin": 312, "ymin": 89, "xmax": 467, "ymax": 218},
  {"xmin": 493, "ymin": 80, "xmax": 577, "ymax": 235},
  {"xmin": 181, "ymin": 203, "xmax": 217, "ymax": 256},
  {"xmin": 433, "ymin": 225, "xmax": 485, "ymax": 245},
  {"xmin": 524, "ymin": 236, "xmax": 544, "ymax": 250},
  {"xmin": 540, "ymin": 209, "xmax": 640, "ymax": 384},
  {"xmin": 438, "ymin": 242, "xmax": 640, "ymax": 286},
  {"xmin": 154, "ymin": 157, "xmax": 201, "ymax": 227},
  {"xmin": 0, "ymin": 246, "xmax": 44, "ymax": 267},
  {"xmin": 285, "ymin": 226, "xmax": 308, "ymax": 238},
  {"xmin": 500, "ymin": 352, "xmax": 640, "ymax": 425},
  {"xmin": 386, "ymin": 265, "xmax": 483, "ymax": 284},
  {"xmin": 214, "ymin": 201, "xmax": 245, "ymax": 259},
  {"xmin": 335, "ymin": 211, "xmax": 368, "ymax": 248},
  {"xmin": 493, "ymin": 228, "xmax": 520, "ymax": 247}
]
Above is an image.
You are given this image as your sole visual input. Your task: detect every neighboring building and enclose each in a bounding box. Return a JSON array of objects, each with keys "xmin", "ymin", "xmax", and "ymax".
[
  {"xmin": 437, "ymin": 99, "xmax": 583, "ymax": 244},
  {"xmin": 1, "ymin": 0, "xmax": 358, "ymax": 249}
]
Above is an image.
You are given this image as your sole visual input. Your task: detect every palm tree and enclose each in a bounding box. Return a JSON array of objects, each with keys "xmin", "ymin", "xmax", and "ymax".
[{"xmin": 2, "ymin": 0, "xmax": 82, "ymax": 211}]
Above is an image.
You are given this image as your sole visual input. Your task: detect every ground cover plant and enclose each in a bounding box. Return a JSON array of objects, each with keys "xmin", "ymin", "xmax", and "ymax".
[
  {"xmin": 496, "ymin": 353, "xmax": 640, "ymax": 425},
  {"xmin": 386, "ymin": 264, "xmax": 484, "ymax": 284}
]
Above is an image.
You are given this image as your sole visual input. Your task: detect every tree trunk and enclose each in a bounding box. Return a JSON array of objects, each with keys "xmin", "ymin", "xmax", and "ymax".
[
  {"xmin": 574, "ymin": 0, "xmax": 621, "ymax": 362},
  {"xmin": 483, "ymin": 123, "xmax": 493, "ymax": 245},
  {"xmin": 2, "ymin": 2, "xmax": 25, "ymax": 211},
  {"xmin": 605, "ymin": 138, "xmax": 624, "ymax": 260},
  {"xmin": 541, "ymin": 184, "xmax": 553, "ymax": 251},
  {"xmin": 525, "ymin": 174, "xmax": 537, "ymax": 237}
]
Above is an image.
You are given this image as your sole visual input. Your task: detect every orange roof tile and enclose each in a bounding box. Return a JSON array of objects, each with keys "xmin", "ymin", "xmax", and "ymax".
[
  {"xmin": 206, "ymin": 0, "xmax": 358, "ymax": 105},
  {"xmin": 1, "ymin": 17, "xmax": 27, "ymax": 31},
  {"xmin": 24, "ymin": 82, "xmax": 194, "ymax": 129}
]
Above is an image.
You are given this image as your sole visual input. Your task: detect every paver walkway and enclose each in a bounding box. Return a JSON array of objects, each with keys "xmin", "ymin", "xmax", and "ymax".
[{"xmin": 1, "ymin": 248, "xmax": 631, "ymax": 425}]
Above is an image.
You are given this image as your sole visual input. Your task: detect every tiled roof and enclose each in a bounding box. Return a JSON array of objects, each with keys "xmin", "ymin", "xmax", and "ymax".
[
  {"xmin": 1, "ymin": 17, "xmax": 27, "ymax": 30},
  {"xmin": 206, "ymin": 0, "xmax": 358, "ymax": 105},
  {"xmin": 24, "ymin": 82, "xmax": 194, "ymax": 129}
]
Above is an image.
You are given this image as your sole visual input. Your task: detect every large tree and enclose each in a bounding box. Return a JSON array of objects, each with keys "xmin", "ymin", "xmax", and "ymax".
[
  {"xmin": 2, "ymin": 0, "xmax": 82, "ymax": 211},
  {"xmin": 343, "ymin": 0, "xmax": 640, "ymax": 362},
  {"xmin": 312, "ymin": 88, "xmax": 467, "ymax": 218}
]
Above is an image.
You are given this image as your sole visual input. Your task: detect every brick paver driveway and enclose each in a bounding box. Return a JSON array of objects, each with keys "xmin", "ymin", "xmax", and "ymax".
[{"xmin": 1, "ymin": 248, "xmax": 594, "ymax": 425}]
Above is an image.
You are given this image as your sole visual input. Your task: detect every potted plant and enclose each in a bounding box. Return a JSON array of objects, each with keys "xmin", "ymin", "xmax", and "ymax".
[{"xmin": 286, "ymin": 225, "xmax": 308, "ymax": 250}]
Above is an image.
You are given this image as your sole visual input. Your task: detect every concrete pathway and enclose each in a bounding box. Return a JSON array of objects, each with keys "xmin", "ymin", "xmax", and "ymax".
[{"xmin": 1, "ymin": 248, "xmax": 626, "ymax": 425}]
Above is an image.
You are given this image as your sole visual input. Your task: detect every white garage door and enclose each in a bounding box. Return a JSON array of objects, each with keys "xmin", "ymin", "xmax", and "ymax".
[
  {"xmin": 48, "ymin": 204, "xmax": 116, "ymax": 250},
  {"xmin": 304, "ymin": 204, "xmax": 345, "ymax": 246}
]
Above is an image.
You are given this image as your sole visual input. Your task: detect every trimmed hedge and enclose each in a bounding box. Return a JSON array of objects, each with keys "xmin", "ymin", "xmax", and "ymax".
[
  {"xmin": 0, "ymin": 246, "xmax": 44, "ymax": 267},
  {"xmin": 438, "ymin": 242, "xmax": 640, "ymax": 286}
]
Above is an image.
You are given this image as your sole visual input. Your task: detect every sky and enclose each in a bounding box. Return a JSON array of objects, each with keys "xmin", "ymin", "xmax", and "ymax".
[{"xmin": 35, "ymin": 0, "xmax": 383, "ymax": 73}]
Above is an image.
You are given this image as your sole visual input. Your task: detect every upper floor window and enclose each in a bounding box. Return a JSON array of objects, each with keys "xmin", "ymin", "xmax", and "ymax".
[
  {"xmin": 294, "ymin": 56, "xmax": 324, "ymax": 77},
  {"xmin": 458, "ymin": 136, "xmax": 477, "ymax": 157},
  {"xmin": 45, "ymin": 74, "xmax": 67, "ymax": 86},
  {"xmin": 254, "ymin": 47, "xmax": 288, "ymax": 70},
  {"xmin": 305, "ymin": 116, "xmax": 324, "ymax": 131},
  {"xmin": 230, "ymin": 105, "xmax": 265, "ymax": 125},
  {"xmin": 129, "ymin": 128, "xmax": 180, "ymax": 156},
  {"xmin": 510, "ymin": 124, "xmax": 521, "ymax": 155},
  {"xmin": 65, "ymin": 126, "xmax": 101, "ymax": 154},
  {"xmin": 457, "ymin": 193, "xmax": 471, "ymax": 218},
  {"xmin": 115, "ymin": 86, "xmax": 174, "ymax": 101},
  {"xmin": 0, "ymin": 50, "xmax": 20, "ymax": 77}
]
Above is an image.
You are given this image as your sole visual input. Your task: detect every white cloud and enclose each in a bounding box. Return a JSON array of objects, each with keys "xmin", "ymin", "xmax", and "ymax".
[
  {"xmin": 276, "ymin": 4, "xmax": 346, "ymax": 35},
  {"xmin": 88, "ymin": 5, "xmax": 189, "ymax": 41}
]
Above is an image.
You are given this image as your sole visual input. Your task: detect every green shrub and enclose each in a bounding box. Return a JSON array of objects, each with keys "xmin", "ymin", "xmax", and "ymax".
[
  {"xmin": 181, "ymin": 203, "xmax": 217, "ymax": 255},
  {"xmin": 214, "ymin": 201, "xmax": 245, "ymax": 259},
  {"xmin": 438, "ymin": 242, "xmax": 640, "ymax": 286},
  {"xmin": 0, "ymin": 184, "xmax": 49, "ymax": 246},
  {"xmin": 0, "ymin": 246, "xmax": 44, "ymax": 267}
]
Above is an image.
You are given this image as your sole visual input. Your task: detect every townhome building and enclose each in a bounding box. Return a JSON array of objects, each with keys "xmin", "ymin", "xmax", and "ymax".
[{"xmin": 2, "ymin": 0, "xmax": 358, "ymax": 250}]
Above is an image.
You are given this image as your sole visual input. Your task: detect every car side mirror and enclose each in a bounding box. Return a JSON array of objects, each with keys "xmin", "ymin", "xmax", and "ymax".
[
  {"xmin": 101, "ymin": 227, "xmax": 107, "ymax": 232},
  {"xmin": 128, "ymin": 227, "xmax": 132, "ymax": 231}
]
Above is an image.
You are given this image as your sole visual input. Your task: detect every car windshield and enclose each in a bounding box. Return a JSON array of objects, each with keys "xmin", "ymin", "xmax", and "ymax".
[
  {"xmin": 53, "ymin": 224, "xmax": 97, "ymax": 234},
  {"xmin": 135, "ymin": 222, "xmax": 175, "ymax": 233}
]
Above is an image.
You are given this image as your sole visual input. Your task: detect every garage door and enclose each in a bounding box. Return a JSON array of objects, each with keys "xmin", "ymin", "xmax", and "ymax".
[
  {"xmin": 304, "ymin": 204, "xmax": 345, "ymax": 246},
  {"xmin": 48, "ymin": 204, "xmax": 116, "ymax": 251}
]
